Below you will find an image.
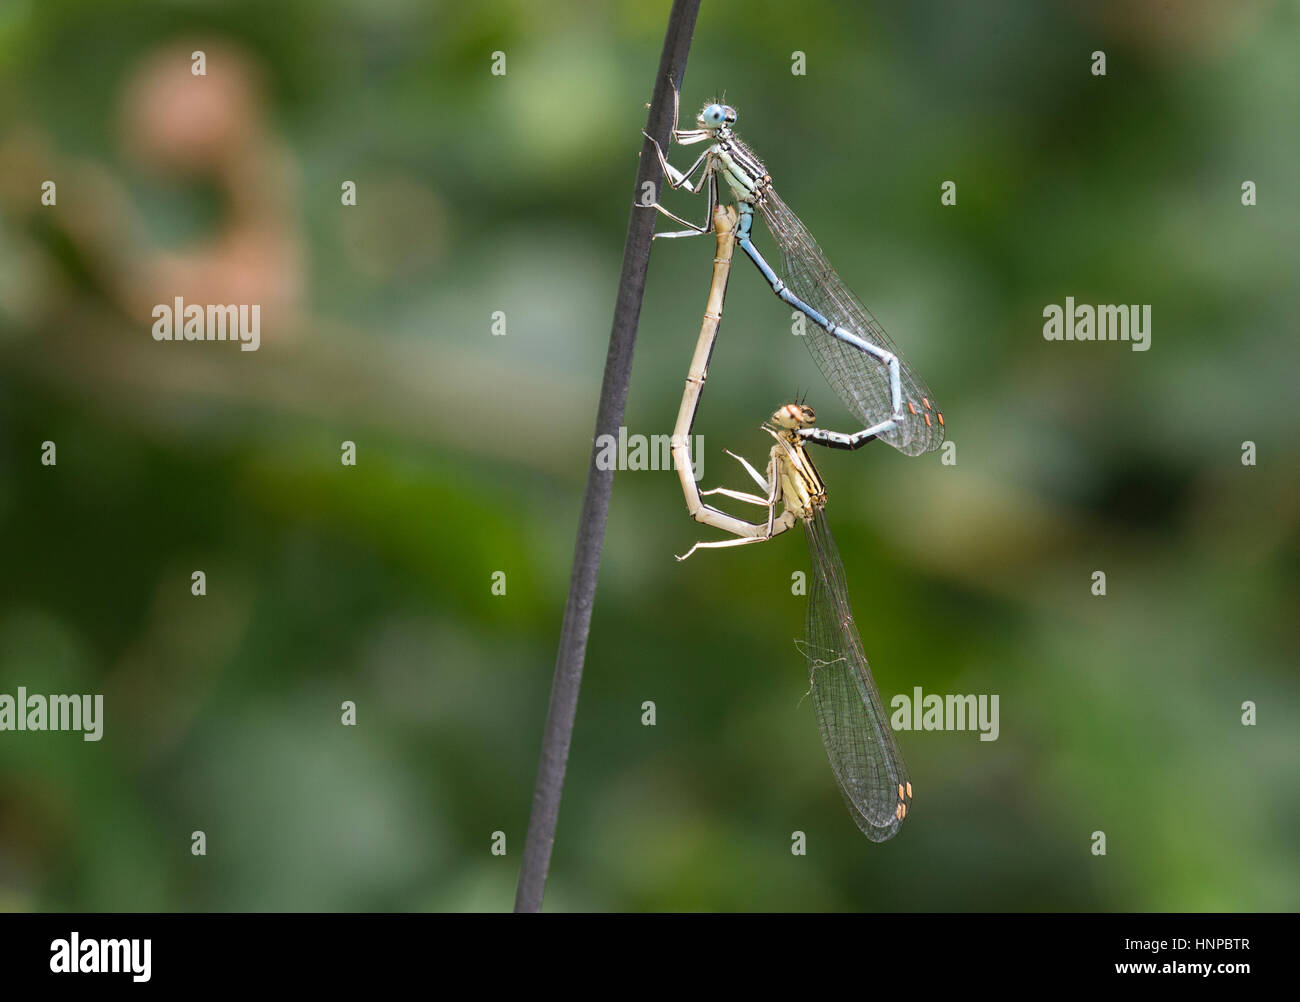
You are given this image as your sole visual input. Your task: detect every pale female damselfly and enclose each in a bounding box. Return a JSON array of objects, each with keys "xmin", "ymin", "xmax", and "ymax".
[
  {"xmin": 678, "ymin": 398, "xmax": 913, "ymax": 842},
  {"xmin": 670, "ymin": 205, "xmax": 912, "ymax": 840}
]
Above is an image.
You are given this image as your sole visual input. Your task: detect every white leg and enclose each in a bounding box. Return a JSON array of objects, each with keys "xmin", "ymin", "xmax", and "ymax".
[
  {"xmin": 648, "ymin": 202, "xmax": 712, "ymax": 235},
  {"xmin": 677, "ymin": 534, "xmax": 772, "ymax": 561},
  {"xmin": 643, "ymin": 135, "xmax": 709, "ymax": 191},
  {"xmin": 724, "ymin": 449, "xmax": 771, "ymax": 492},
  {"xmin": 654, "ymin": 226, "xmax": 712, "ymax": 239},
  {"xmin": 660, "ymin": 77, "xmax": 712, "ymax": 146},
  {"xmin": 677, "ymin": 508, "xmax": 798, "ymax": 562},
  {"xmin": 646, "ymin": 171, "xmax": 717, "ymax": 237},
  {"xmin": 694, "ymin": 447, "xmax": 775, "ymax": 506},
  {"xmin": 701, "ymin": 486, "xmax": 770, "ymax": 506}
]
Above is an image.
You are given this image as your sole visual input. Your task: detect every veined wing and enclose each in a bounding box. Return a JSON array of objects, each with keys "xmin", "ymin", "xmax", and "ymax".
[
  {"xmin": 758, "ymin": 189, "xmax": 943, "ymax": 456},
  {"xmin": 801, "ymin": 508, "xmax": 912, "ymax": 841}
]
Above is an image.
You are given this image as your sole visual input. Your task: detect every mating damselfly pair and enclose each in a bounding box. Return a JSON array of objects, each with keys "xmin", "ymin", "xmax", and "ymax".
[{"xmin": 649, "ymin": 90, "xmax": 941, "ymax": 841}]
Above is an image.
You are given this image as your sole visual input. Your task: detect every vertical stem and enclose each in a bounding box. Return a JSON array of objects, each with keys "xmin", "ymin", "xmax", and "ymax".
[{"xmin": 513, "ymin": 0, "xmax": 702, "ymax": 913}]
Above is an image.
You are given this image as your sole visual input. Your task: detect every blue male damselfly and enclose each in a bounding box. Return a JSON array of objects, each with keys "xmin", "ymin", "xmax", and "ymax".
[{"xmin": 648, "ymin": 86, "xmax": 944, "ymax": 458}]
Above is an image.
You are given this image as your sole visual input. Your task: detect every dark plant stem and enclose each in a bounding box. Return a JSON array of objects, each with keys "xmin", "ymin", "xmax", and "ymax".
[{"xmin": 513, "ymin": 0, "xmax": 701, "ymax": 913}]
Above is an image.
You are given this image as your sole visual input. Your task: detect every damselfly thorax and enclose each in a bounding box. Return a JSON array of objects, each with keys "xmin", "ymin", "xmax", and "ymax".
[
  {"xmin": 765, "ymin": 405, "xmax": 827, "ymax": 520},
  {"xmin": 712, "ymin": 131, "xmax": 772, "ymax": 205}
]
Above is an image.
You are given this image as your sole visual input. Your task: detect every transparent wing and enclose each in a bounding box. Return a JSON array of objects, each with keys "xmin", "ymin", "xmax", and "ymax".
[
  {"xmin": 759, "ymin": 189, "xmax": 943, "ymax": 456},
  {"xmin": 801, "ymin": 509, "xmax": 912, "ymax": 841}
]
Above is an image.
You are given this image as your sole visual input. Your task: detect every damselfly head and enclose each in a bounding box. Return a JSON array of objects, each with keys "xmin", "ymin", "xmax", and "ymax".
[
  {"xmin": 697, "ymin": 103, "xmax": 737, "ymax": 131},
  {"xmin": 773, "ymin": 402, "xmax": 816, "ymax": 430}
]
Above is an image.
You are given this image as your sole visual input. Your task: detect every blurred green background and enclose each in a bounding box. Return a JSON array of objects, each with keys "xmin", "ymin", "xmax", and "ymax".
[{"xmin": 0, "ymin": 0, "xmax": 1297, "ymax": 912}]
